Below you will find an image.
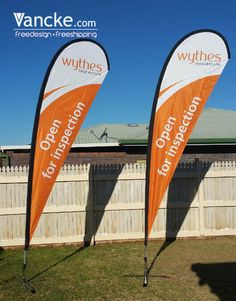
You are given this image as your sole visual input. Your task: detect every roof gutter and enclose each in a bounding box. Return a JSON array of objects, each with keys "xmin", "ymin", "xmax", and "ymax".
[{"xmin": 0, "ymin": 142, "xmax": 120, "ymax": 152}]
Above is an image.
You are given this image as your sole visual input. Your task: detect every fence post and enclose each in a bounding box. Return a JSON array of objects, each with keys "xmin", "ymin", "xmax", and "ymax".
[
  {"xmin": 196, "ymin": 159, "xmax": 205, "ymax": 237},
  {"xmin": 90, "ymin": 164, "xmax": 95, "ymax": 245},
  {"xmin": 83, "ymin": 163, "xmax": 95, "ymax": 246}
]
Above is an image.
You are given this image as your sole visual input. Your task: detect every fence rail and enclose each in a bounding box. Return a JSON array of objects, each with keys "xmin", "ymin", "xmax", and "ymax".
[{"xmin": 0, "ymin": 160, "xmax": 236, "ymax": 247}]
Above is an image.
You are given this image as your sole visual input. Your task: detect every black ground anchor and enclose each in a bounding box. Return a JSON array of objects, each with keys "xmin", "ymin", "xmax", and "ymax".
[
  {"xmin": 18, "ymin": 274, "xmax": 36, "ymax": 294},
  {"xmin": 143, "ymin": 268, "xmax": 148, "ymax": 287},
  {"xmin": 18, "ymin": 254, "xmax": 36, "ymax": 294}
]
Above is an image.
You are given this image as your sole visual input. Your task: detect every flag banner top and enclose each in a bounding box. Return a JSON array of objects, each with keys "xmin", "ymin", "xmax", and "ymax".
[
  {"xmin": 26, "ymin": 40, "xmax": 109, "ymax": 247},
  {"xmin": 146, "ymin": 30, "xmax": 230, "ymax": 236}
]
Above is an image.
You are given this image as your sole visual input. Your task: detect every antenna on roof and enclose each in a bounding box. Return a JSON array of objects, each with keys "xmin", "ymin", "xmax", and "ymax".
[
  {"xmin": 90, "ymin": 128, "xmax": 108, "ymax": 142},
  {"xmin": 90, "ymin": 130, "xmax": 100, "ymax": 141},
  {"xmin": 99, "ymin": 128, "xmax": 108, "ymax": 142}
]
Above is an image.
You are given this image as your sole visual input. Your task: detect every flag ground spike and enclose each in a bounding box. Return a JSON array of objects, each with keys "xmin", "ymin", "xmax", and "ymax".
[
  {"xmin": 18, "ymin": 250, "xmax": 36, "ymax": 294},
  {"xmin": 143, "ymin": 244, "xmax": 148, "ymax": 287}
]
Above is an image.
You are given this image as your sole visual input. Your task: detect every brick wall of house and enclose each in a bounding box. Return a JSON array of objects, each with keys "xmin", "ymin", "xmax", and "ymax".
[
  {"xmin": 5, "ymin": 151, "xmax": 147, "ymax": 167},
  {"xmin": 4, "ymin": 147, "xmax": 236, "ymax": 167},
  {"xmin": 5, "ymin": 152, "xmax": 29, "ymax": 167},
  {"xmin": 181, "ymin": 153, "xmax": 236, "ymax": 162}
]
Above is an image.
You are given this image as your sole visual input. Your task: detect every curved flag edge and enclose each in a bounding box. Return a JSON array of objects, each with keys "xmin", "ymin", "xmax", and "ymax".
[{"xmin": 25, "ymin": 39, "xmax": 110, "ymax": 250}]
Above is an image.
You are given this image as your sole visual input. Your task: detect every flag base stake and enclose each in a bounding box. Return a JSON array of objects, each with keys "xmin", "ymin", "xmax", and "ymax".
[
  {"xmin": 18, "ymin": 275, "xmax": 36, "ymax": 294},
  {"xmin": 18, "ymin": 250, "xmax": 36, "ymax": 294},
  {"xmin": 143, "ymin": 268, "xmax": 148, "ymax": 287},
  {"xmin": 143, "ymin": 244, "xmax": 148, "ymax": 287}
]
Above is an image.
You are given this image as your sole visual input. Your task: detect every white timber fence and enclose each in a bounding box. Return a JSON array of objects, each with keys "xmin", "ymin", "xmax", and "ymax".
[{"xmin": 0, "ymin": 160, "xmax": 236, "ymax": 247}]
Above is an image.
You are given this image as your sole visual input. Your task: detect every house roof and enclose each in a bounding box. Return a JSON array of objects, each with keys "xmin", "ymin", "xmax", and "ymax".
[
  {"xmin": 190, "ymin": 107, "xmax": 236, "ymax": 143},
  {"xmin": 74, "ymin": 123, "xmax": 149, "ymax": 144},
  {"xmin": 75, "ymin": 107, "xmax": 236, "ymax": 145},
  {"xmin": 1, "ymin": 107, "xmax": 236, "ymax": 152}
]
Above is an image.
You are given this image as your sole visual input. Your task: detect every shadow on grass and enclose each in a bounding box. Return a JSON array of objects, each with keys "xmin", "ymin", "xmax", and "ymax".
[
  {"xmin": 148, "ymin": 239, "xmax": 175, "ymax": 274},
  {"xmin": 0, "ymin": 246, "xmax": 85, "ymax": 287},
  {"xmin": 192, "ymin": 262, "xmax": 236, "ymax": 301},
  {"xmin": 28, "ymin": 246, "xmax": 85, "ymax": 282},
  {"xmin": 123, "ymin": 274, "xmax": 171, "ymax": 279},
  {"xmin": 148, "ymin": 160, "xmax": 212, "ymax": 275}
]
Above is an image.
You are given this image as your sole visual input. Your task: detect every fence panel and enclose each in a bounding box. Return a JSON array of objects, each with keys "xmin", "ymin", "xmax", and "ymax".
[{"xmin": 0, "ymin": 161, "xmax": 236, "ymax": 247}]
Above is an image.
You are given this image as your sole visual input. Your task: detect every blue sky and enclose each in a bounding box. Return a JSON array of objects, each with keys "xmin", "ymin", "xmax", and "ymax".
[{"xmin": 1, "ymin": 0, "xmax": 236, "ymax": 145}]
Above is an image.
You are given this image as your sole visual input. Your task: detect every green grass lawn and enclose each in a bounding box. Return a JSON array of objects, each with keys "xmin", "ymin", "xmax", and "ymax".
[{"xmin": 1, "ymin": 238, "xmax": 236, "ymax": 301}]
